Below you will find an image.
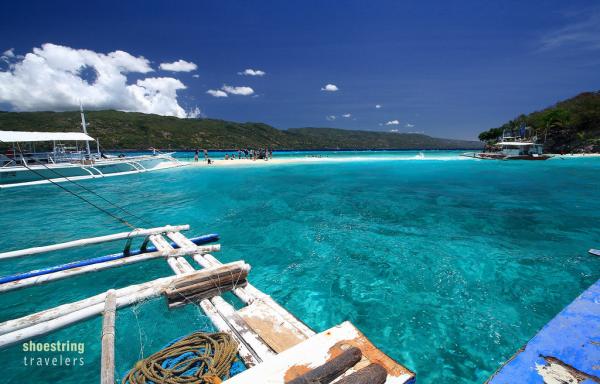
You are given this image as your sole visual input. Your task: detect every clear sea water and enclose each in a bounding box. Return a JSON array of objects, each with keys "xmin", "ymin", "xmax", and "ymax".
[{"xmin": 1, "ymin": 151, "xmax": 599, "ymax": 383}]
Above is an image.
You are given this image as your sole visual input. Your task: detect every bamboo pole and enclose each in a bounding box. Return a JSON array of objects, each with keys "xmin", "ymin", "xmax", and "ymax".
[
  {"xmin": 0, "ymin": 276, "xmax": 173, "ymax": 335},
  {"xmin": 0, "ymin": 264, "xmax": 238, "ymax": 347},
  {"xmin": 192, "ymin": 252, "xmax": 315, "ymax": 339},
  {"xmin": 0, "ymin": 263, "xmax": 244, "ymax": 337},
  {"xmin": 0, "ymin": 225, "xmax": 190, "ymax": 260},
  {"xmin": 100, "ymin": 290, "xmax": 117, "ymax": 384},
  {"xmin": 0, "ymin": 285, "xmax": 162, "ymax": 349},
  {"xmin": 0, "ymin": 244, "xmax": 220, "ymax": 294}
]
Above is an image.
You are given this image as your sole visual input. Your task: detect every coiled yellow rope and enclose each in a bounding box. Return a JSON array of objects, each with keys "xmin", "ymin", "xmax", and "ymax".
[{"xmin": 123, "ymin": 332, "xmax": 239, "ymax": 384}]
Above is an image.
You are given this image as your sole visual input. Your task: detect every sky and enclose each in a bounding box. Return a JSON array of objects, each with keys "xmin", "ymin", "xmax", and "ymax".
[{"xmin": 1, "ymin": 0, "xmax": 600, "ymax": 140}]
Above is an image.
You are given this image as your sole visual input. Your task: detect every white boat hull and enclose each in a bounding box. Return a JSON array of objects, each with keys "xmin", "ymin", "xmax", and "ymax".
[{"xmin": 0, "ymin": 155, "xmax": 186, "ymax": 188}]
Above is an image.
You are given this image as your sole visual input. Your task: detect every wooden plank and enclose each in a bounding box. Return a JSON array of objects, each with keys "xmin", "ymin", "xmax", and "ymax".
[
  {"xmin": 165, "ymin": 261, "xmax": 249, "ymax": 307},
  {"xmin": 242, "ymin": 284, "xmax": 316, "ymax": 339},
  {"xmin": 211, "ymin": 296, "xmax": 275, "ymax": 360},
  {"xmin": 196, "ymin": 299, "xmax": 259, "ymax": 367},
  {"xmin": 168, "ymin": 261, "xmax": 249, "ymax": 291},
  {"xmin": 238, "ymin": 300, "xmax": 308, "ymax": 353},
  {"xmin": 189, "ymin": 251, "xmax": 315, "ymax": 339},
  {"xmin": 222, "ymin": 322, "xmax": 415, "ymax": 384},
  {"xmin": 168, "ymin": 280, "xmax": 248, "ymax": 308},
  {"xmin": 100, "ymin": 290, "xmax": 117, "ymax": 384},
  {"xmin": 0, "ymin": 225, "xmax": 189, "ymax": 260}
]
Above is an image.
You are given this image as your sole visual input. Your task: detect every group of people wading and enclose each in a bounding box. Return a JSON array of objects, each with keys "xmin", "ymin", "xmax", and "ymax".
[{"xmin": 193, "ymin": 148, "xmax": 273, "ymax": 164}]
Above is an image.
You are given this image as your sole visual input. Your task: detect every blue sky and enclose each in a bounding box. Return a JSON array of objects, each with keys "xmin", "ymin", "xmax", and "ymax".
[{"xmin": 1, "ymin": 0, "xmax": 600, "ymax": 139}]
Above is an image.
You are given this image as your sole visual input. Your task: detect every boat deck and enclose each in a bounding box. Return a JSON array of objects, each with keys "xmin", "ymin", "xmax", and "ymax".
[{"xmin": 486, "ymin": 279, "xmax": 600, "ymax": 383}]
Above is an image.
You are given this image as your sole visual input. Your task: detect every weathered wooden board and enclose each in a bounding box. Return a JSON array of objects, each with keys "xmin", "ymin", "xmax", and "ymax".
[
  {"xmin": 223, "ymin": 321, "xmax": 415, "ymax": 384},
  {"xmin": 238, "ymin": 300, "xmax": 308, "ymax": 353},
  {"xmin": 168, "ymin": 280, "xmax": 248, "ymax": 308},
  {"xmin": 166, "ymin": 260, "xmax": 249, "ymax": 307}
]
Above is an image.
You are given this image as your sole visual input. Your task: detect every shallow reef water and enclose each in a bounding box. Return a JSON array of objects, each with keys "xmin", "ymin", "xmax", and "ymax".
[{"xmin": 0, "ymin": 152, "xmax": 599, "ymax": 383}]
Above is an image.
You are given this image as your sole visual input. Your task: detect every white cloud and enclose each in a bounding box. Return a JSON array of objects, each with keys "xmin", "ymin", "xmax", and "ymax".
[
  {"xmin": 0, "ymin": 43, "xmax": 197, "ymax": 117},
  {"xmin": 342, "ymin": 113, "xmax": 351, "ymax": 118},
  {"xmin": 192, "ymin": 74, "xmax": 199, "ymax": 78},
  {"xmin": 1, "ymin": 48, "xmax": 15, "ymax": 59},
  {"xmin": 389, "ymin": 129, "xmax": 399, "ymax": 133},
  {"xmin": 385, "ymin": 120, "xmax": 400, "ymax": 125},
  {"xmin": 540, "ymin": 10, "xmax": 600, "ymax": 51},
  {"xmin": 405, "ymin": 123, "xmax": 415, "ymax": 128},
  {"xmin": 238, "ymin": 68, "xmax": 266, "ymax": 76},
  {"xmin": 159, "ymin": 59, "xmax": 197, "ymax": 72},
  {"xmin": 375, "ymin": 104, "xmax": 382, "ymax": 109},
  {"xmin": 326, "ymin": 115, "xmax": 336, "ymax": 121},
  {"xmin": 221, "ymin": 84, "xmax": 254, "ymax": 96},
  {"xmin": 321, "ymin": 83, "xmax": 339, "ymax": 92},
  {"xmin": 207, "ymin": 89, "xmax": 228, "ymax": 98}
]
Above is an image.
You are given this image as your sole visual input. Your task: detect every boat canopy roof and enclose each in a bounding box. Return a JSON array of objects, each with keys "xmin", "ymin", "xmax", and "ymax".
[
  {"xmin": 498, "ymin": 141, "xmax": 536, "ymax": 146},
  {"xmin": 0, "ymin": 131, "xmax": 95, "ymax": 143}
]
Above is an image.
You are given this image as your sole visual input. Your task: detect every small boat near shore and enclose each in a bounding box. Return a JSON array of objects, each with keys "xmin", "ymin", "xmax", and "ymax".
[
  {"xmin": 0, "ymin": 108, "xmax": 185, "ymax": 188},
  {"xmin": 462, "ymin": 127, "xmax": 552, "ymax": 161}
]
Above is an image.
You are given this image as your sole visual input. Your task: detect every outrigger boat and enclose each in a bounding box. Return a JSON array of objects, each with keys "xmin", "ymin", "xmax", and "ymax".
[
  {"xmin": 0, "ymin": 108, "xmax": 186, "ymax": 188},
  {"xmin": 462, "ymin": 126, "xmax": 552, "ymax": 161}
]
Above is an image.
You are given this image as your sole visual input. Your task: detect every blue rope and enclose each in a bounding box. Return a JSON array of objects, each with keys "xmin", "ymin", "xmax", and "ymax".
[
  {"xmin": 122, "ymin": 331, "xmax": 245, "ymax": 384},
  {"xmin": 157, "ymin": 335, "xmax": 245, "ymax": 379}
]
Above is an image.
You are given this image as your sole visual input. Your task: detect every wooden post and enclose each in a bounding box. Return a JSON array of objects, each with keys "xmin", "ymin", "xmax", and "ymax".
[
  {"xmin": 335, "ymin": 364, "xmax": 388, "ymax": 384},
  {"xmin": 286, "ymin": 347, "xmax": 362, "ymax": 384},
  {"xmin": 100, "ymin": 290, "xmax": 117, "ymax": 384}
]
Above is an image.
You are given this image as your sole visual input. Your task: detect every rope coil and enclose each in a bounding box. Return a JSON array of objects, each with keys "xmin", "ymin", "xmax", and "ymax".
[{"xmin": 123, "ymin": 332, "xmax": 240, "ymax": 384}]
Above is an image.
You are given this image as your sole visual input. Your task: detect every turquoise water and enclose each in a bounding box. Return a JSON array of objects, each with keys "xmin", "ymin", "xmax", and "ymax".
[{"xmin": 1, "ymin": 152, "xmax": 599, "ymax": 383}]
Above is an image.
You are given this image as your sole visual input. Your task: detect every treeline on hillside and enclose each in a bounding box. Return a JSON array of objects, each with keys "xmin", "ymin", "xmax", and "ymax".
[
  {"xmin": 0, "ymin": 110, "xmax": 482, "ymax": 150},
  {"xmin": 479, "ymin": 91, "xmax": 600, "ymax": 152}
]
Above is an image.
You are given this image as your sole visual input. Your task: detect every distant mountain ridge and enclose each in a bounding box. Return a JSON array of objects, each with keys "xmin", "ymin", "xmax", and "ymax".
[{"xmin": 0, "ymin": 110, "xmax": 483, "ymax": 150}]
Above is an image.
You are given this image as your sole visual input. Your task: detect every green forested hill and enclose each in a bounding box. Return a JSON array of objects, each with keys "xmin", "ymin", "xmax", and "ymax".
[
  {"xmin": 0, "ymin": 110, "xmax": 482, "ymax": 150},
  {"xmin": 479, "ymin": 91, "xmax": 600, "ymax": 152}
]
